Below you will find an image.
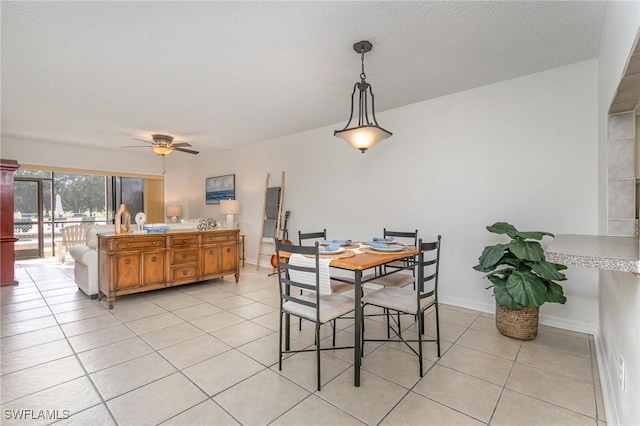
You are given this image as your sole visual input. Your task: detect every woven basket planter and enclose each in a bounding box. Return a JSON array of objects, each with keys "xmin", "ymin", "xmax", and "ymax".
[{"xmin": 496, "ymin": 304, "xmax": 539, "ymax": 341}]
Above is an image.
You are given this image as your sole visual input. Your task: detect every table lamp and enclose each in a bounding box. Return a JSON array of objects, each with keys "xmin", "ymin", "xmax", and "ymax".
[
  {"xmin": 220, "ymin": 199, "xmax": 240, "ymax": 228},
  {"xmin": 166, "ymin": 204, "xmax": 182, "ymax": 223}
]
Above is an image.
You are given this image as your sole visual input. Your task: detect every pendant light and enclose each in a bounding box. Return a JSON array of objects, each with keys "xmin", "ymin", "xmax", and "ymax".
[{"xmin": 334, "ymin": 40, "xmax": 392, "ymax": 153}]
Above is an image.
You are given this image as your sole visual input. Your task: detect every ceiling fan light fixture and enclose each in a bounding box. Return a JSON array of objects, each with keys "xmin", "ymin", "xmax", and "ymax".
[
  {"xmin": 152, "ymin": 145, "xmax": 173, "ymax": 156},
  {"xmin": 334, "ymin": 40, "xmax": 392, "ymax": 153},
  {"xmin": 151, "ymin": 134, "xmax": 174, "ymax": 144}
]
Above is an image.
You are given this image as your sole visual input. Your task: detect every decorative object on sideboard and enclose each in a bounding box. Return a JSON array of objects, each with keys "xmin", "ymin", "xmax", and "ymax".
[
  {"xmin": 473, "ymin": 222, "xmax": 568, "ymax": 340},
  {"xmin": 134, "ymin": 212, "xmax": 147, "ymax": 233},
  {"xmin": 220, "ymin": 199, "xmax": 240, "ymax": 228},
  {"xmin": 114, "ymin": 204, "xmax": 131, "ymax": 234},
  {"xmin": 334, "ymin": 40, "xmax": 392, "ymax": 153},
  {"xmin": 197, "ymin": 218, "xmax": 218, "ymax": 230},
  {"xmin": 205, "ymin": 174, "xmax": 235, "ymax": 205},
  {"xmin": 166, "ymin": 204, "xmax": 183, "ymax": 223}
]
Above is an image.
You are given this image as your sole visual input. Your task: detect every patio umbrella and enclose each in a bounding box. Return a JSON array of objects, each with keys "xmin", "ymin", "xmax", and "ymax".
[{"xmin": 55, "ymin": 194, "xmax": 64, "ymax": 217}]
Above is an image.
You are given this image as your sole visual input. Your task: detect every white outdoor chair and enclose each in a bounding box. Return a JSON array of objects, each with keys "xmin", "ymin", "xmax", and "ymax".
[{"xmin": 57, "ymin": 224, "xmax": 88, "ymax": 262}]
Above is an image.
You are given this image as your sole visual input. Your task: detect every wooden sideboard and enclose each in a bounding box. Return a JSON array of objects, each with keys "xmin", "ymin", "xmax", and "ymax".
[{"xmin": 98, "ymin": 229, "xmax": 239, "ymax": 308}]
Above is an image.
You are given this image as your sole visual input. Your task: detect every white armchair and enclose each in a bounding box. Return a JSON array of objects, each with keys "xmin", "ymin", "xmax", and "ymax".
[{"xmin": 69, "ymin": 224, "xmax": 115, "ymax": 297}]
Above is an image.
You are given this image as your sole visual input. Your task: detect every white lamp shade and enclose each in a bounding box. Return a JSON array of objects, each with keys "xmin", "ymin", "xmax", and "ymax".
[
  {"xmin": 153, "ymin": 145, "xmax": 173, "ymax": 156},
  {"xmin": 334, "ymin": 125, "xmax": 392, "ymax": 152},
  {"xmin": 220, "ymin": 199, "xmax": 240, "ymax": 214},
  {"xmin": 166, "ymin": 204, "xmax": 183, "ymax": 218}
]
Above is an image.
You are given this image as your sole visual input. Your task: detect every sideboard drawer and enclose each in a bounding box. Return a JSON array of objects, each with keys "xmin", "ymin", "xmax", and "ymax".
[
  {"xmin": 170, "ymin": 265, "xmax": 198, "ymax": 282},
  {"xmin": 171, "ymin": 249, "xmax": 199, "ymax": 265},
  {"xmin": 202, "ymin": 233, "xmax": 236, "ymax": 245},
  {"xmin": 115, "ymin": 238, "xmax": 165, "ymax": 251},
  {"xmin": 168, "ymin": 235, "xmax": 198, "ymax": 247}
]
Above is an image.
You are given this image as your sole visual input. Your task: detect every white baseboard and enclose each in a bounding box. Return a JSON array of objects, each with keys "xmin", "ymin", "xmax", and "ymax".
[{"xmin": 438, "ymin": 295, "xmax": 597, "ymax": 335}]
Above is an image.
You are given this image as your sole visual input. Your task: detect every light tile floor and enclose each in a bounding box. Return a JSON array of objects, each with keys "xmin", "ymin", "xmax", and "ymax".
[{"xmin": 1, "ymin": 258, "xmax": 606, "ymax": 425}]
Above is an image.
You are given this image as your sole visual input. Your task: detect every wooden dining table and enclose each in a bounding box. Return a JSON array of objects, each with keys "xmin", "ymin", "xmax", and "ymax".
[{"xmin": 326, "ymin": 244, "xmax": 419, "ymax": 387}]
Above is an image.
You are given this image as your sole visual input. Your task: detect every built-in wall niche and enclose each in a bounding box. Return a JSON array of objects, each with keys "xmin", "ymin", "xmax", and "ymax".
[
  {"xmin": 608, "ymin": 112, "xmax": 636, "ymax": 235},
  {"xmin": 608, "ymin": 35, "xmax": 640, "ymax": 236}
]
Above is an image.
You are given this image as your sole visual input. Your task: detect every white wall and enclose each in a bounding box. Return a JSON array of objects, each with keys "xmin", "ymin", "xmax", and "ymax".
[
  {"xmin": 597, "ymin": 2, "xmax": 640, "ymax": 425},
  {"xmin": 163, "ymin": 157, "xmax": 192, "ymax": 220},
  {"xmin": 0, "ymin": 135, "xmax": 193, "ymax": 220},
  {"xmin": 188, "ymin": 59, "xmax": 600, "ymax": 334}
]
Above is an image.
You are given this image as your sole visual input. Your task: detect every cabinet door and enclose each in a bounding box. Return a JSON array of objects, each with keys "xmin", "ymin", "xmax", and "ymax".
[
  {"xmin": 202, "ymin": 245, "xmax": 221, "ymax": 277},
  {"xmin": 142, "ymin": 250, "xmax": 165, "ymax": 286},
  {"xmin": 115, "ymin": 253, "xmax": 141, "ymax": 291},
  {"xmin": 220, "ymin": 242, "xmax": 238, "ymax": 274}
]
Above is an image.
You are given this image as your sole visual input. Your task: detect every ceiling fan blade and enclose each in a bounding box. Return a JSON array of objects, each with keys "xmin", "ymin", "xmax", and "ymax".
[
  {"xmin": 174, "ymin": 147, "xmax": 199, "ymax": 155},
  {"xmin": 133, "ymin": 137, "xmax": 155, "ymax": 145},
  {"xmin": 171, "ymin": 142, "xmax": 192, "ymax": 148}
]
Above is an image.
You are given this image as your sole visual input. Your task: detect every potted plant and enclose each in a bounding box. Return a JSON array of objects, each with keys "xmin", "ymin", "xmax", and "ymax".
[{"xmin": 473, "ymin": 222, "xmax": 567, "ymax": 340}]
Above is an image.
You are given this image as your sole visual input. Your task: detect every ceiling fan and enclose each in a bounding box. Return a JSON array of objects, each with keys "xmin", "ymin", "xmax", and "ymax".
[{"xmin": 122, "ymin": 134, "xmax": 199, "ymax": 156}]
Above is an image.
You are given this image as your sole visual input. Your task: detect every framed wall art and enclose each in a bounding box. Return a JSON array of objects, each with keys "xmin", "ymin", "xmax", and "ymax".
[{"xmin": 205, "ymin": 174, "xmax": 235, "ymax": 204}]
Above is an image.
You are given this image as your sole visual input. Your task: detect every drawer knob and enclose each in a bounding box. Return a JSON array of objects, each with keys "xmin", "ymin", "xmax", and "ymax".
[
  {"xmin": 125, "ymin": 258, "xmax": 131, "ymax": 265},
  {"xmin": 209, "ymin": 249, "xmax": 214, "ymax": 255},
  {"xmin": 183, "ymin": 239, "xmax": 187, "ymax": 243},
  {"xmin": 151, "ymin": 256, "xmax": 157, "ymax": 262},
  {"xmin": 153, "ymin": 241, "xmax": 157, "ymax": 245},
  {"xmin": 127, "ymin": 243, "xmax": 131, "ymax": 247},
  {"xmin": 182, "ymin": 253, "xmax": 188, "ymax": 259},
  {"xmin": 182, "ymin": 269, "xmax": 188, "ymax": 276}
]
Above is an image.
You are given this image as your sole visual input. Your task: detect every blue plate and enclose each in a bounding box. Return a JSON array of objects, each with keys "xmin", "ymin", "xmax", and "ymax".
[{"xmin": 370, "ymin": 245, "xmax": 405, "ymax": 252}]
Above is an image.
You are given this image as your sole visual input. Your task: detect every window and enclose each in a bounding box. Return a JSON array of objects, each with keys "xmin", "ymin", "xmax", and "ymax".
[{"xmin": 14, "ymin": 167, "xmax": 163, "ymax": 259}]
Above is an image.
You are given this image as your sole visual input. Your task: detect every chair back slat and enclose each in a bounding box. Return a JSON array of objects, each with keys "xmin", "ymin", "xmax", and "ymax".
[
  {"xmin": 298, "ymin": 229, "xmax": 327, "ymax": 246},
  {"xmin": 281, "ymin": 276, "xmax": 316, "ymax": 293},
  {"xmin": 384, "ymin": 228, "xmax": 418, "ymax": 245},
  {"xmin": 282, "ymin": 293, "xmax": 317, "ymax": 309}
]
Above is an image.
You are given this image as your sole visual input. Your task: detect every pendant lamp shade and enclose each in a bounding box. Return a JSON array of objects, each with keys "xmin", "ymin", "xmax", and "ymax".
[
  {"xmin": 334, "ymin": 124, "xmax": 392, "ymax": 153},
  {"xmin": 334, "ymin": 40, "xmax": 392, "ymax": 153}
]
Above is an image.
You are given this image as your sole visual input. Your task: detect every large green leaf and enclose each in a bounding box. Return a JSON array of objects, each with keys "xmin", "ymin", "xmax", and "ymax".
[
  {"xmin": 486, "ymin": 222, "xmax": 553, "ymax": 240},
  {"xmin": 486, "ymin": 222, "xmax": 519, "ymax": 238},
  {"xmin": 545, "ymin": 281, "xmax": 567, "ymax": 304},
  {"xmin": 491, "ymin": 277, "xmax": 521, "ymax": 310},
  {"xmin": 508, "ymin": 240, "xmax": 544, "ymax": 261},
  {"xmin": 477, "ymin": 244, "xmax": 507, "ymax": 270},
  {"xmin": 505, "ymin": 270, "xmax": 548, "ymax": 307},
  {"xmin": 515, "ymin": 230, "xmax": 554, "ymax": 240},
  {"xmin": 528, "ymin": 259, "xmax": 567, "ymax": 281}
]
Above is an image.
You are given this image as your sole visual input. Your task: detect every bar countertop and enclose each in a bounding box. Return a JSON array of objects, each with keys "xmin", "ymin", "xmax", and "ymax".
[{"xmin": 545, "ymin": 234, "xmax": 640, "ymax": 273}]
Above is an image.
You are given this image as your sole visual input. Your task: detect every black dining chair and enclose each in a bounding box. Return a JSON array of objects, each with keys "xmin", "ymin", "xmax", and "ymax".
[
  {"xmin": 297, "ymin": 229, "xmax": 353, "ymax": 334},
  {"xmin": 369, "ymin": 229, "xmax": 419, "ymax": 287},
  {"xmin": 361, "ymin": 236, "xmax": 442, "ymax": 377},
  {"xmin": 364, "ymin": 229, "xmax": 418, "ymax": 336},
  {"xmin": 275, "ymin": 240, "xmax": 354, "ymax": 391}
]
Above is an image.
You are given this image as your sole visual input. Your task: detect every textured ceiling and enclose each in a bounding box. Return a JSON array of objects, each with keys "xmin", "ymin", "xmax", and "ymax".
[{"xmin": 1, "ymin": 1, "xmax": 606, "ymax": 155}]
